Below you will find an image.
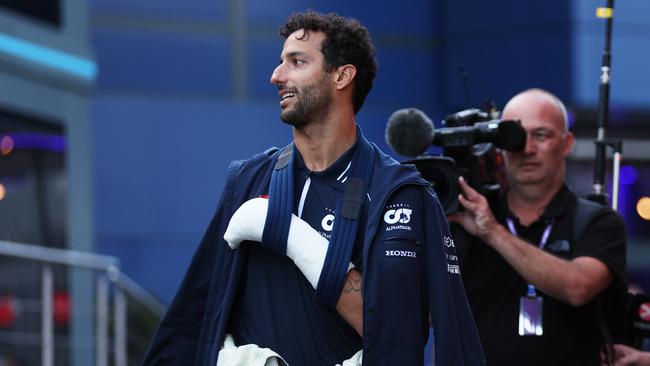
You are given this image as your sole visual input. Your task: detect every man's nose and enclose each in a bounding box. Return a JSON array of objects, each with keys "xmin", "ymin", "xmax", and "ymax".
[{"xmin": 270, "ymin": 64, "xmax": 285, "ymax": 85}]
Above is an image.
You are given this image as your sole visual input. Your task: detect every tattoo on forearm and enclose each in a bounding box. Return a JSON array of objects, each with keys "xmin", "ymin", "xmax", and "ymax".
[{"xmin": 342, "ymin": 271, "xmax": 362, "ymax": 294}]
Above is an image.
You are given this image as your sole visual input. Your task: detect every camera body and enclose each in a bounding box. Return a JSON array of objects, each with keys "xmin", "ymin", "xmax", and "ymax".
[{"xmin": 404, "ymin": 108, "xmax": 507, "ymax": 214}]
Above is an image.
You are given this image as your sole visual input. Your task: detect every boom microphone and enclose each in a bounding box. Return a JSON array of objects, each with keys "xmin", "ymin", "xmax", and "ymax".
[
  {"xmin": 386, "ymin": 107, "xmax": 527, "ymax": 157},
  {"xmin": 385, "ymin": 108, "xmax": 434, "ymax": 157}
]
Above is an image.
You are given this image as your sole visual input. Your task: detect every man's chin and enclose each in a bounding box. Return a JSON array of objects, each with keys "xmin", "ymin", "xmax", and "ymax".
[
  {"xmin": 280, "ymin": 115, "xmax": 306, "ymax": 128},
  {"xmin": 280, "ymin": 108, "xmax": 314, "ymax": 128},
  {"xmin": 513, "ymin": 174, "xmax": 545, "ymax": 186}
]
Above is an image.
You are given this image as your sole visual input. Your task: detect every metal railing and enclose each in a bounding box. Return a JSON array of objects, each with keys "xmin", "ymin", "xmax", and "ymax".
[{"xmin": 0, "ymin": 239, "xmax": 165, "ymax": 366}]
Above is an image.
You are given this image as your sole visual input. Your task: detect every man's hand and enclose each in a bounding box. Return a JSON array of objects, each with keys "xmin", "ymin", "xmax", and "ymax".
[
  {"xmin": 604, "ymin": 343, "xmax": 650, "ymax": 366},
  {"xmin": 448, "ymin": 177, "xmax": 615, "ymax": 306},
  {"xmin": 224, "ymin": 197, "xmax": 268, "ymax": 249},
  {"xmin": 447, "ymin": 176, "xmax": 499, "ymax": 240}
]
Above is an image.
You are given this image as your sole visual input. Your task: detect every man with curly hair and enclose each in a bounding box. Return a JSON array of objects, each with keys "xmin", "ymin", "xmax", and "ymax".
[{"xmin": 144, "ymin": 11, "xmax": 483, "ymax": 366}]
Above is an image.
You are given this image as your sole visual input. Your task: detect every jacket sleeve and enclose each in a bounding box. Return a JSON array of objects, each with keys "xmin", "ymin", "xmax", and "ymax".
[
  {"xmin": 142, "ymin": 160, "xmax": 242, "ymax": 365},
  {"xmin": 423, "ymin": 187, "xmax": 485, "ymax": 365},
  {"xmin": 362, "ymin": 186, "xmax": 429, "ymax": 365}
]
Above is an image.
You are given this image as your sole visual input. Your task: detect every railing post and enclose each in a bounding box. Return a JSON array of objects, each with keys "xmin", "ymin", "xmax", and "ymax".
[
  {"xmin": 0, "ymin": 240, "xmax": 167, "ymax": 365},
  {"xmin": 41, "ymin": 265, "xmax": 54, "ymax": 366},
  {"xmin": 114, "ymin": 286, "xmax": 127, "ymax": 366},
  {"xmin": 96, "ymin": 276, "xmax": 109, "ymax": 366}
]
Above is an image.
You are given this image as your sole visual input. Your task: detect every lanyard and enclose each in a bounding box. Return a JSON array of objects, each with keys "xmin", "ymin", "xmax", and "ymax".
[{"xmin": 506, "ymin": 218, "xmax": 554, "ymax": 297}]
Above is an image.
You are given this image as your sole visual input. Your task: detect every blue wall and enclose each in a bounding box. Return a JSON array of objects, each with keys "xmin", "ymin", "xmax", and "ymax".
[{"xmin": 89, "ymin": 0, "xmax": 650, "ymax": 303}]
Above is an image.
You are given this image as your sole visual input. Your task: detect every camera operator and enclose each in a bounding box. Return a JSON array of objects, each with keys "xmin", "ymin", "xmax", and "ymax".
[{"xmin": 449, "ymin": 88, "xmax": 628, "ymax": 365}]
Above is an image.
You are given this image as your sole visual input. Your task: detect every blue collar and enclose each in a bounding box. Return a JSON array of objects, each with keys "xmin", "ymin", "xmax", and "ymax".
[{"xmin": 294, "ymin": 135, "xmax": 358, "ymax": 192}]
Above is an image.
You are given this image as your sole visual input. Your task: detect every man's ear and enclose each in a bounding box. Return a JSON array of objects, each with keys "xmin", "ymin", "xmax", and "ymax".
[
  {"xmin": 334, "ymin": 64, "xmax": 356, "ymax": 90},
  {"xmin": 563, "ymin": 131, "xmax": 576, "ymax": 157}
]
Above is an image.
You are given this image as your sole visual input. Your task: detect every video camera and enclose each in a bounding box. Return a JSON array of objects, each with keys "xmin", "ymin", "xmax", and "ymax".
[{"xmin": 385, "ymin": 107, "xmax": 526, "ymax": 214}]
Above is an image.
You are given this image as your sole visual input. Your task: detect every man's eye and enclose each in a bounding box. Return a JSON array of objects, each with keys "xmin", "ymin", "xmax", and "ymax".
[{"xmin": 533, "ymin": 132, "xmax": 550, "ymax": 141}]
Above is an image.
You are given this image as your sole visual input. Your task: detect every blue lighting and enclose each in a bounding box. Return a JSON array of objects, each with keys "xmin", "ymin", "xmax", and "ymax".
[
  {"xmin": 620, "ymin": 165, "xmax": 638, "ymax": 185},
  {"xmin": 0, "ymin": 32, "xmax": 97, "ymax": 80},
  {"xmin": 567, "ymin": 110, "xmax": 575, "ymax": 129},
  {"xmin": 2, "ymin": 133, "xmax": 65, "ymax": 153}
]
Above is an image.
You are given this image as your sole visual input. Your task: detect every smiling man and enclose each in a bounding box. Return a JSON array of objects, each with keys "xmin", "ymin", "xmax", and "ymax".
[
  {"xmin": 449, "ymin": 88, "xmax": 628, "ymax": 365},
  {"xmin": 143, "ymin": 11, "xmax": 483, "ymax": 366}
]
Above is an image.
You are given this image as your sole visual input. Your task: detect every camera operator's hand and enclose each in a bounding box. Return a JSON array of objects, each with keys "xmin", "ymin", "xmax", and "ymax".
[
  {"xmin": 603, "ymin": 343, "xmax": 650, "ymax": 366},
  {"xmin": 449, "ymin": 176, "xmax": 615, "ymax": 308},
  {"xmin": 448, "ymin": 176, "xmax": 499, "ymax": 240}
]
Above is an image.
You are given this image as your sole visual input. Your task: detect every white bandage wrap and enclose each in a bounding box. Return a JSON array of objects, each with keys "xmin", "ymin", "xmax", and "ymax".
[
  {"xmin": 224, "ymin": 197, "xmax": 268, "ymax": 249},
  {"xmin": 217, "ymin": 333, "xmax": 361, "ymax": 366},
  {"xmin": 224, "ymin": 197, "xmax": 353, "ymax": 289},
  {"xmin": 217, "ymin": 334, "xmax": 286, "ymax": 366},
  {"xmin": 285, "ymin": 214, "xmax": 329, "ymax": 289},
  {"xmin": 338, "ymin": 350, "xmax": 363, "ymax": 366}
]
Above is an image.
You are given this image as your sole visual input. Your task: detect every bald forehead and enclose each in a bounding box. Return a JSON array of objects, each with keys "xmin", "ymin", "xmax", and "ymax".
[{"xmin": 502, "ymin": 90, "xmax": 567, "ymax": 132}]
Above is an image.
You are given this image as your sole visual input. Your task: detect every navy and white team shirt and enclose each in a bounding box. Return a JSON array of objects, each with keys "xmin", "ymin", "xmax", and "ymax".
[{"xmin": 229, "ymin": 140, "xmax": 429, "ymax": 366}]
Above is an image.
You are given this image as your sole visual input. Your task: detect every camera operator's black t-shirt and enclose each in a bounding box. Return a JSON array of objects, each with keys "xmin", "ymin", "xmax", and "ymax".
[{"xmin": 454, "ymin": 185, "xmax": 627, "ymax": 366}]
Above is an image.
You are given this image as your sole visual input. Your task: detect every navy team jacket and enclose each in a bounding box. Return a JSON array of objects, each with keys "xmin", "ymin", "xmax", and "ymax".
[{"xmin": 143, "ymin": 136, "xmax": 485, "ymax": 366}]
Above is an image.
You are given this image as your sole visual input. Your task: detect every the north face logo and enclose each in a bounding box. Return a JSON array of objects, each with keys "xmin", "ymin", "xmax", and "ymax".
[{"xmin": 384, "ymin": 208, "xmax": 413, "ymax": 224}]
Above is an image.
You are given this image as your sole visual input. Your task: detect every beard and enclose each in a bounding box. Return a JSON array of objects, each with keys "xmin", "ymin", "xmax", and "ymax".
[{"xmin": 280, "ymin": 74, "xmax": 333, "ymax": 128}]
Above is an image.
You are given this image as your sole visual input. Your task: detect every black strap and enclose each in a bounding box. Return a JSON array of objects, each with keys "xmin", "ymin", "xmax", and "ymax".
[
  {"xmin": 573, "ymin": 197, "xmax": 600, "ymax": 242},
  {"xmin": 574, "ymin": 197, "xmax": 617, "ymax": 365},
  {"xmin": 599, "ymin": 298, "xmax": 615, "ymax": 366}
]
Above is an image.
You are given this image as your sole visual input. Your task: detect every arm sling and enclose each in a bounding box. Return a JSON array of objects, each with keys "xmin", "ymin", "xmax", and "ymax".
[{"xmin": 261, "ymin": 136, "xmax": 375, "ymax": 307}]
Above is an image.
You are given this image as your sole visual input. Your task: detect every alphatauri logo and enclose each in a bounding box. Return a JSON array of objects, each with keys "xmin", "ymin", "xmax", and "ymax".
[{"xmin": 384, "ymin": 208, "xmax": 413, "ymax": 224}]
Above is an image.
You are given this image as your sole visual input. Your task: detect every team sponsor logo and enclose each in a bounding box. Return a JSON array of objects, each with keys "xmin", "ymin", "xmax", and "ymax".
[
  {"xmin": 447, "ymin": 263, "xmax": 460, "ymax": 274},
  {"xmin": 316, "ymin": 207, "xmax": 336, "ymax": 239},
  {"xmin": 443, "ymin": 236, "xmax": 455, "ymax": 248},
  {"xmin": 385, "ymin": 250, "xmax": 417, "ymax": 258},
  {"xmin": 445, "ymin": 253, "xmax": 458, "ymax": 261},
  {"xmin": 386, "ymin": 225, "xmax": 412, "ymax": 232},
  {"xmin": 383, "ymin": 203, "xmax": 414, "ymax": 232},
  {"xmin": 445, "ymin": 251, "xmax": 460, "ymax": 275},
  {"xmin": 321, "ymin": 214, "xmax": 335, "ymax": 232},
  {"xmin": 547, "ymin": 239, "xmax": 570, "ymax": 252},
  {"xmin": 384, "ymin": 207, "xmax": 412, "ymax": 224}
]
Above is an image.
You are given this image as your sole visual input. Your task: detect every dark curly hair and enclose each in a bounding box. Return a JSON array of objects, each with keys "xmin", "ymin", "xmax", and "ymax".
[{"xmin": 280, "ymin": 11, "xmax": 377, "ymax": 114}]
